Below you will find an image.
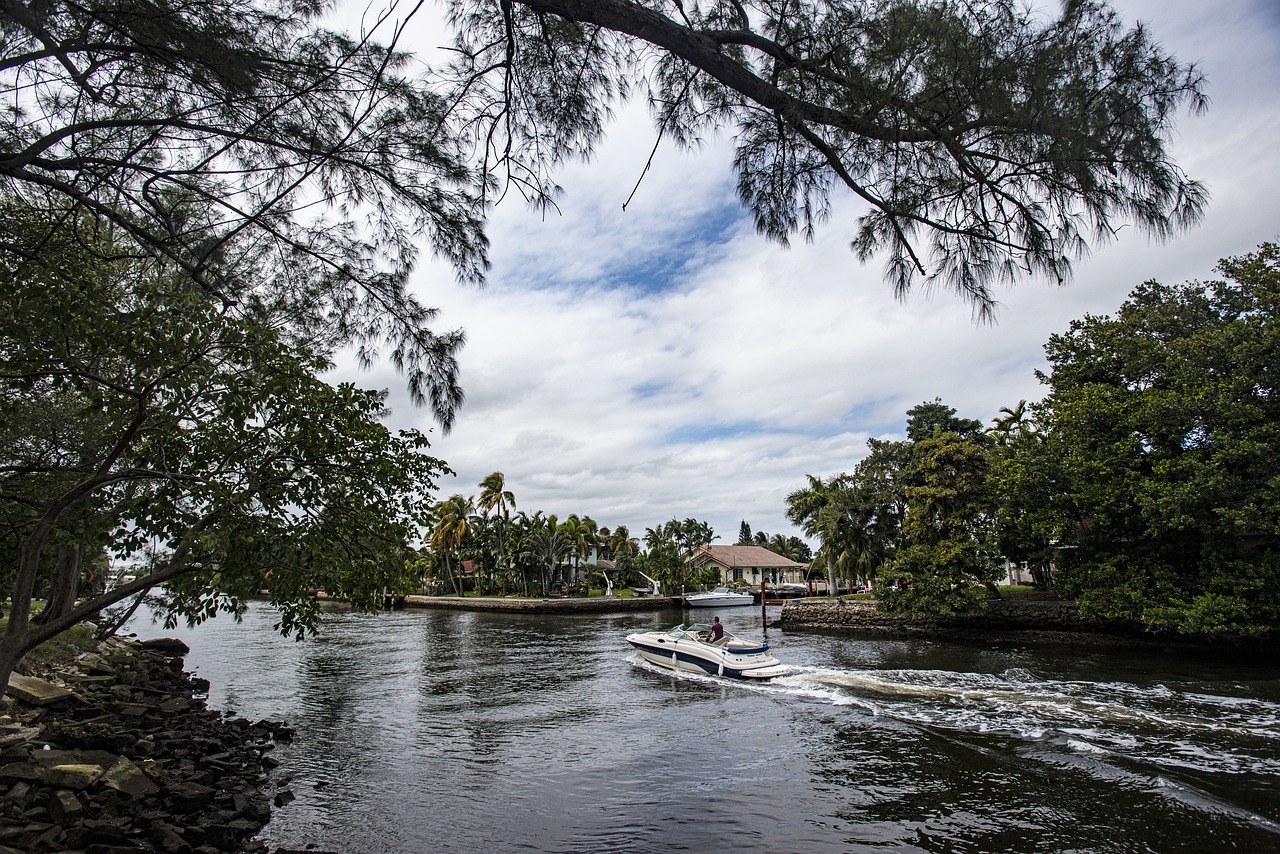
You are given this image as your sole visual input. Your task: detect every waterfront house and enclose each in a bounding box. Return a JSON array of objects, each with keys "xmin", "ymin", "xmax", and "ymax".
[{"xmin": 688, "ymin": 545, "xmax": 808, "ymax": 588}]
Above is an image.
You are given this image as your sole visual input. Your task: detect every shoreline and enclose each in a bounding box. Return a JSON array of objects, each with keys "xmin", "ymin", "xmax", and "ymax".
[
  {"xmin": 396, "ymin": 594, "xmax": 679, "ymax": 612},
  {"xmin": 1, "ymin": 634, "xmax": 302, "ymax": 854}
]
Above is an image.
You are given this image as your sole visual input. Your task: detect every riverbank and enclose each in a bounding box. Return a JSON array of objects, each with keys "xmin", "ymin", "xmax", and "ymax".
[
  {"xmin": 1, "ymin": 631, "xmax": 306, "ymax": 854},
  {"xmin": 779, "ymin": 595, "xmax": 1276, "ymax": 650},
  {"xmin": 398, "ymin": 594, "xmax": 679, "ymax": 613}
]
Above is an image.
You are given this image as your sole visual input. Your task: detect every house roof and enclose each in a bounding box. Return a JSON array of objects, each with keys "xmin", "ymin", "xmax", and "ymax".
[{"xmin": 690, "ymin": 545, "xmax": 806, "ymax": 569}]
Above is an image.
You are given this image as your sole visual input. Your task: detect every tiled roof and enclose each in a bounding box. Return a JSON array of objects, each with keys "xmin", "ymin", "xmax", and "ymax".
[{"xmin": 691, "ymin": 545, "xmax": 806, "ymax": 569}]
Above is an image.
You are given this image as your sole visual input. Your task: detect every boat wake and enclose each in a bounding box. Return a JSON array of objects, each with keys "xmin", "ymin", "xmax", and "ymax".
[
  {"xmin": 631, "ymin": 653, "xmax": 1280, "ymax": 781},
  {"xmin": 766, "ymin": 666, "xmax": 1280, "ymax": 778}
]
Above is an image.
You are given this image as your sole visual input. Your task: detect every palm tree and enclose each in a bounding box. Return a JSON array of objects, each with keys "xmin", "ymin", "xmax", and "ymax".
[
  {"xmin": 988, "ymin": 400, "xmax": 1032, "ymax": 445},
  {"xmin": 786, "ymin": 473, "xmax": 851, "ymax": 596},
  {"xmin": 560, "ymin": 514, "xmax": 591, "ymax": 590},
  {"xmin": 430, "ymin": 494, "xmax": 474, "ymax": 596},
  {"xmin": 528, "ymin": 513, "xmax": 567, "ymax": 595},
  {"xmin": 606, "ymin": 525, "xmax": 638, "ymax": 563},
  {"xmin": 476, "ymin": 472, "xmax": 516, "ymax": 592}
]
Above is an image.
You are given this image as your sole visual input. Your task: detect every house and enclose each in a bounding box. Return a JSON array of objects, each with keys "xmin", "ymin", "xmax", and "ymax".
[{"xmin": 688, "ymin": 545, "xmax": 808, "ymax": 587}]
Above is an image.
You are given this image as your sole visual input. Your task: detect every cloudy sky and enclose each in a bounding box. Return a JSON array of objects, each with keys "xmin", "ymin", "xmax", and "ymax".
[{"xmin": 345, "ymin": 0, "xmax": 1280, "ymax": 544}]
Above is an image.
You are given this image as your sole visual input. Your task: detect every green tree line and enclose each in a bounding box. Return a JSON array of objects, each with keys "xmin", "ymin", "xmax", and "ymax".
[{"xmin": 785, "ymin": 244, "xmax": 1280, "ymax": 638}]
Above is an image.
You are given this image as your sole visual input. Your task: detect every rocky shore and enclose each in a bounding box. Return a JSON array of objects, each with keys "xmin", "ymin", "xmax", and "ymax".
[{"xmin": 0, "ymin": 632, "xmax": 312, "ymax": 854}]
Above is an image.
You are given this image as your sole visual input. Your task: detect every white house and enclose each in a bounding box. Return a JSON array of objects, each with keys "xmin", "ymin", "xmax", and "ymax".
[{"xmin": 688, "ymin": 545, "xmax": 808, "ymax": 587}]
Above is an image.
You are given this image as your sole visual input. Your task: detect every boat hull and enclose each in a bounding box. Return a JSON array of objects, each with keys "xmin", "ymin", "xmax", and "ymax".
[
  {"xmin": 626, "ymin": 630, "xmax": 789, "ymax": 679},
  {"xmin": 683, "ymin": 592, "xmax": 755, "ymax": 607}
]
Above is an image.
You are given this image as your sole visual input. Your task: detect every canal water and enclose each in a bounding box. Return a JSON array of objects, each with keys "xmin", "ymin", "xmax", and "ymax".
[{"xmin": 127, "ymin": 603, "xmax": 1280, "ymax": 853}]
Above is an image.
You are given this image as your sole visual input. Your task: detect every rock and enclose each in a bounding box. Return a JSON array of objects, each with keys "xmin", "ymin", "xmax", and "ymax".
[
  {"xmin": 47, "ymin": 762, "xmax": 104, "ymax": 789},
  {"xmin": 139, "ymin": 637, "xmax": 191, "ymax": 658},
  {"xmin": 46, "ymin": 789, "xmax": 85, "ymax": 823},
  {"xmin": 5, "ymin": 674, "xmax": 74, "ymax": 706},
  {"xmin": 103, "ymin": 756, "xmax": 160, "ymax": 797},
  {"xmin": 166, "ymin": 780, "xmax": 215, "ymax": 813},
  {"xmin": 3, "ymin": 636, "xmax": 293, "ymax": 854}
]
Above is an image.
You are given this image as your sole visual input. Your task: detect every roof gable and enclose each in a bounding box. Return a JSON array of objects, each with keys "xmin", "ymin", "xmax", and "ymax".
[{"xmin": 691, "ymin": 544, "xmax": 806, "ymax": 569}]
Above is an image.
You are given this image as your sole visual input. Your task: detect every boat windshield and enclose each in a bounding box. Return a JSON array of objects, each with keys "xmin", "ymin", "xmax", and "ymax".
[{"xmin": 669, "ymin": 624, "xmax": 708, "ymax": 638}]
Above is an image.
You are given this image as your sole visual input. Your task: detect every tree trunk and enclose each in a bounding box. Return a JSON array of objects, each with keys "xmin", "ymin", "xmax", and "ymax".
[
  {"xmin": 827, "ymin": 553, "xmax": 837, "ymax": 598},
  {"xmin": 34, "ymin": 545, "xmax": 83, "ymax": 625},
  {"xmin": 95, "ymin": 591, "xmax": 149, "ymax": 640}
]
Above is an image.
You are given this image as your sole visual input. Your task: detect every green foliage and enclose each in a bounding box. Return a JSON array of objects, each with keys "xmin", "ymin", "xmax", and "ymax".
[
  {"xmin": 0, "ymin": 199, "xmax": 452, "ymax": 678},
  {"xmin": 1010, "ymin": 243, "xmax": 1280, "ymax": 635},
  {"xmin": 878, "ymin": 418, "xmax": 1000, "ymax": 616},
  {"xmin": 1, "ymin": 1, "xmax": 484, "ymax": 422}
]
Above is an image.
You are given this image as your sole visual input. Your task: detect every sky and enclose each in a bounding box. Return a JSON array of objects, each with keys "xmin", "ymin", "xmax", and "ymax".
[{"xmin": 341, "ymin": 0, "xmax": 1280, "ymax": 545}]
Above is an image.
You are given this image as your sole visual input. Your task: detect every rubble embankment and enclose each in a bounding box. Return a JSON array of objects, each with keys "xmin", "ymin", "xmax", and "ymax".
[{"xmin": 0, "ymin": 633, "xmax": 316, "ymax": 854}]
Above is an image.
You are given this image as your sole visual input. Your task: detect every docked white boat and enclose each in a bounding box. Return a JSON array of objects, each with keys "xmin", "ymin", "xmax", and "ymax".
[
  {"xmin": 626, "ymin": 624, "xmax": 790, "ymax": 679},
  {"xmin": 683, "ymin": 587, "xmax": 754, "ymax": 607}
]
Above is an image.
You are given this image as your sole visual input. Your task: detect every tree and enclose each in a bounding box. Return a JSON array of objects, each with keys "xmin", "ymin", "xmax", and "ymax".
[
  {"xmin": 429, "ymin": 495, "xmax": 476, "ymax": 596},
  {"xmin": 0, "ymin": 203, "xmax": 450, "ymax": 693},
  {"xmin": 4, "ymin": 0, "xmax": 1206, "ymax": 386},
  {"xmin": 477, "ymin": 472, "xmax": 516, "ymax": 590},
  {"xmin": 445, "ymin": 0, "xmax": 1206, "ymax": 313},
  {"xmin": 559, "ymin": 514, "xmax": 592, "ymax": 589},
  {"xmin": 906, "ymin": 398, "xmax": 985, "ymax": 441},
  {"xmin": 1, "ymin": 0, "xmax": 482, "ymax": 424},
  {"xmin": 738, "ymin": 520, "xmax": 753, "ymax": 544},
  {"xmin": 1016, "ymin": 244, "xmax": 1280, "ymax": 634},
  {"xmin": 786, "ymin": 473, "xmax": 850, "ymax": 594},
  {"xmin": 879, "ymin": 429, "xmax": 999, "ymax": 615}
]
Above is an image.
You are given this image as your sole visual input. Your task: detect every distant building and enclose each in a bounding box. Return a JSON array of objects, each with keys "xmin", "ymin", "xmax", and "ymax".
[{"xmin": 688, "ymin": 545, "xmax": 807, "ymax": 587}]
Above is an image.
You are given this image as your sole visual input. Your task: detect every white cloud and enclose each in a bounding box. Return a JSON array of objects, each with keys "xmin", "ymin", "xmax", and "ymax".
[{"xmin": 344, "ymin": 0, "xmax": 1280, "ymax": 543}]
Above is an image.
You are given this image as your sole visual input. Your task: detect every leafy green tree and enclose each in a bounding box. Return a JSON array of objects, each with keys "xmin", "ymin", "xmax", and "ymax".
[
  {"xmin": 1019, "ymin": 244, "xmax": 1280, "ymax": 635},
  {"xmin": 1, "ymin": 1, "xmax": 482, "ymax": 423},
  {"xmin": 0, "ymin": 204, "xmax": 449, "ymax": 693},
  {"xmin": 879, "ymin": 428, "xmax": 999, "ymax": 615},
  {"xmin": 738, "ymin": 521, "xmax": 753, "ymax": 545}
]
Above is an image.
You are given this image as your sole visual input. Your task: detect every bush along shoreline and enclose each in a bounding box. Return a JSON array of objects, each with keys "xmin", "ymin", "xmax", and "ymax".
[{"xmin": 0, "ymin": 631, "xmax": 311, "ymax": 854}]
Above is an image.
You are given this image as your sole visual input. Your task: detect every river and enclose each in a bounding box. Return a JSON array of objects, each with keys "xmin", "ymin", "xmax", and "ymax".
[{"xmin": 126, "ymin": 602, "xmax": 1280, "ymax": 853}]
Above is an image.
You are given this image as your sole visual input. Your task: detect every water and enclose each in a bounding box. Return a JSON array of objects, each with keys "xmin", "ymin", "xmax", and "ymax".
[{"xmin": 127, "ymin": 603, "xmax": 1280, "ymax": 853}]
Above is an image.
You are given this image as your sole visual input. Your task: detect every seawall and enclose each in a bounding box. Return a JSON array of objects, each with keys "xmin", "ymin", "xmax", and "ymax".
[
  {"xmin": 778, "ymin": 596, "xmax": 1145, "ymax": 646},
  {"xmin": 400, "ymin": 594, "xmax": 678, "ymax": 613}
]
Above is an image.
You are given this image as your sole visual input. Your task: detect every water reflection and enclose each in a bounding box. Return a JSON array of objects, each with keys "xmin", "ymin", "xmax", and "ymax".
[{"xmin": 126, "ymin": 602, "xmax": 1280, "ymax": 853}]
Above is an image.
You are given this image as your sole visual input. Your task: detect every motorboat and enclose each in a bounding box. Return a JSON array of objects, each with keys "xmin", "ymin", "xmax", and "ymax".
[
  {"xmin": 626, "ymin": 624, "xmax": 790, "ymax": 679},
  {"xmin": 684, "ymin": 587, "xmax": 754, "ymax": 607}
]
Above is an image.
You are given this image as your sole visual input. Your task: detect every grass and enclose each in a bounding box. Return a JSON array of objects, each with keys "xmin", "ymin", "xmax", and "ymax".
[{"xmin": 0, "ymin": 606, "xmax": 100, "ymax": 677}]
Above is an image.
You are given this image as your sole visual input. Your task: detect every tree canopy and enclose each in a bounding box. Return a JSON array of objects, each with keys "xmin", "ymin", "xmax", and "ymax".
[
  {"xmin": 791, "ymin": 246, "xmax": 1280, "ymax": 636},
  {"xmin": 447, "ymin": 0, "xmax": 1206, "ymax": 314},
  {"xmin": 1, "ymin": 0, "xmax": 1207, "ymax": 428},
  {"xmin": 1010, "ymin": 244, "xmax": 1280, "ymax": 634},
  {"xmin": 0, "ymin": 200, "xmax": 451, "ymax": 693}
]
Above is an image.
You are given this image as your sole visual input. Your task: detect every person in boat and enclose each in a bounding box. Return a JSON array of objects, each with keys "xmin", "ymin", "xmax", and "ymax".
[{"xmin": 708, "ymin": 617, "xmax": 725, "ymax": 643}]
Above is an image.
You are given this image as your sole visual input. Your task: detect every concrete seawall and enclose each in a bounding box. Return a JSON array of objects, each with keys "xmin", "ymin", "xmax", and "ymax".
[
  {"xmin": 779, "ymin": 596, "xmax": 1142, "ymax": 645},
  {"xmin": 400, "ymin": 594, "xmax": 678, "ymax": 614}
]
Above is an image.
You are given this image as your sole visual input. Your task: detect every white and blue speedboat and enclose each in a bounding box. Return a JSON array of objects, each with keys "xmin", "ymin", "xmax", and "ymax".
[{"xmin": 626, "ymin": 624, "xmax": 789, "ymax": 679}]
